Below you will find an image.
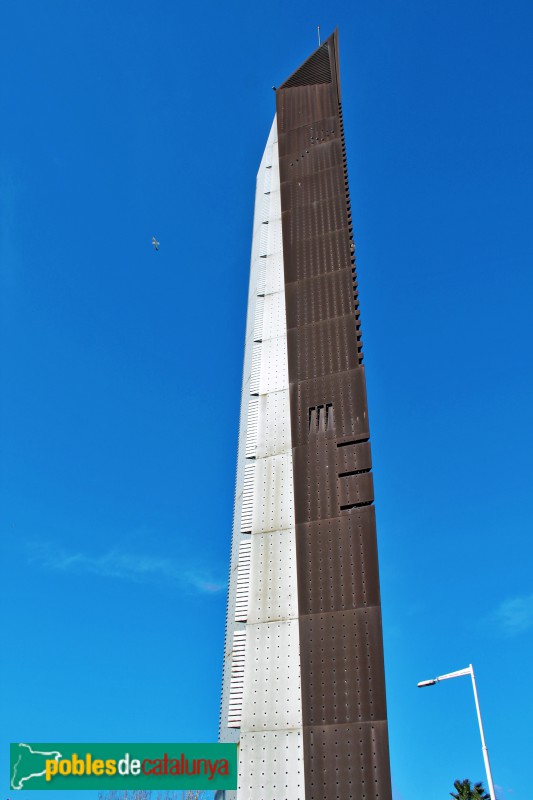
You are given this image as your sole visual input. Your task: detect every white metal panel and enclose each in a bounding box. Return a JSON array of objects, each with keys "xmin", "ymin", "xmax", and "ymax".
[
  {"xmin": 240, "ymin": 463, "xmax": 255, "ymax": 533},
  {"xmin": 228, "ymin": 630, "xmax": 247, "ymax": 727},
  {"xmin": 266, "ymin": 216, "xmax": 283, "ymax": 256},
  {"xmin": 247, "ymin": 530, "xmax": 298, "ymax": 624},
  {"xmin": 260, "ymin": 192, "xmax": 271, "ymax": 222},
  {"xmin": 251, "ymin": 453, "xmax": 294, "ymax": 534},
  {"xmin": 241, "ymin": 619, "xmax": 302, "ymax": 730},
  {"xmin": 258, "ymin": 335, "xmax": 289, "ymax": 395},
  {"xmin": 270, "ymin": 160, "xmax": 280, "ymax": 197},
  {"xmin": 238, "ymin": 730, "xmax": 305, "ymax": 800},
  {"xmin": 245, "ymin": 396, "xmax": 259, "ymax": 459},
  {"xmin": 260, "ymin": 292, "xmax": 286, "ymax": 341},
  {"xmin": 256, "ymin": 258, "xmax": 266, "ymax": 296},
  {"xmin": 267, "ymin": 187, "xmax": 280, "ymax": 222},
  {"xmin": 253, "ymin": 296, "xmax": 265, "ymax": 342},
  {"xmin": 220, "ymin": 116, "xmax": 282, "ymax": 744},
  {"xmin": 249, "ymin": 203, "xmax": 265, "ymax": 263},
  {"xmin": 268, "ymin": 176, "xmax": 281, "ymax": 218},
  {"xmin": 235, "ymin": 539, "xmax": 252, "ymax": 622},
  {"xmin": 249, "ymin": 342, "xmax": 261, "ymax": 396},
  {"xmin": 256, "ymin": 390, "xmax": 291, "ymax": 458},
  {"xmin": 264, "ymin": 251, "xmax": 284, "ymax": 296},
  {"xmin": 263, "ymin": 166, "xmax": 272, "ymax": 194},
  {"xmin": 259, "ymin": 222, "xmax": 269, "ymax": 256}
]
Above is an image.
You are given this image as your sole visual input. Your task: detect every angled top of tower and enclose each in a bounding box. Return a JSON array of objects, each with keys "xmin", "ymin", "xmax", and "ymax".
[{"xmin": 277, "ymin": 29, "xmax": 341, "ymax": 99}]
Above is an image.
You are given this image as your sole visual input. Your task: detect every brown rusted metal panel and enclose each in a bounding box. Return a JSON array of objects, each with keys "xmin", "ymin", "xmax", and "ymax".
[
  {"xmin": 279, "ymin": 117, "xmax": 340, "ymax": 158},
  {"xmin": 290, "ymin": 368, "xmax": 371, "ymax": 448},
  {"xmin": 276, "ymin": 29, "xmax": 392, "ymax": 800},
  {"xmin": 287, "ymin": 314, "xmax": 360, "ymax": 382},
  {"xmin": 292, "ymin": 441, "xmax": 374, "ymax": 524},
  {"xmin": 285, "ymin": 268, "xmax": 355, "ymax": 329},
  {"xmin": 338, "ymin": 472, "xmax": 375, "ymax": 510},
  {"xmin": 284, "ymin": 193, "xmax": 350, "ymax": 245},
  {"xmin": 282, "ymin": 165, "xmax": 346, "ymax": 209},
  {"xmin": 336, "ymin": 440, "xmax": 372, "ymax": 473},
  {"xmin": 283, "ymin": 224, "xmax": 353, "ymax": 283},
  {"xmin": 280, "ymin": 138, "xmax": 345, "ymax": 181},
  {"xmin": 304, "ymin": 722, "xmax": 392, "ymax": 800},
  {"xmin": 277, "ymin": 84, "xmax": 337, "ymax": 134},
  {"xmin": 296, "ymin": 507, "xmax": 381, "ymax": 615},
  {"xmin": 299, "ymin": 606, "xmax": 388, "ymax": 725},
  {"xmin": 279, "ymin": 42, "xmax": 333, "ymax": 91}
]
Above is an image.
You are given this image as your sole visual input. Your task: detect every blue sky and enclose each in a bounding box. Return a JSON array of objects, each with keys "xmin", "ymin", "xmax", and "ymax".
[{"xmin": 1, "ymin": 1, "xmax": 532, "ymax": 799}]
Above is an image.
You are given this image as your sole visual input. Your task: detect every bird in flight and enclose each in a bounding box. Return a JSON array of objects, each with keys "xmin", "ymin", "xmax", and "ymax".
[{"xmin": 152, "ymin": 236, "xmax": 160, "ymax": 251}]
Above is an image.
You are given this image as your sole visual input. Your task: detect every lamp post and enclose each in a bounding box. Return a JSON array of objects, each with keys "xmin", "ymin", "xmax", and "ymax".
[{"xmin": 417, "ymin": 664, "xmax": 496, "ymax": 800}]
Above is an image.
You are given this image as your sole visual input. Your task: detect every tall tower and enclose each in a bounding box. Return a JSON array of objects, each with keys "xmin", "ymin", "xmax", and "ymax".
[{"xmin": 219, "ymin": 31, "xmax": 392, "ymax": 800}]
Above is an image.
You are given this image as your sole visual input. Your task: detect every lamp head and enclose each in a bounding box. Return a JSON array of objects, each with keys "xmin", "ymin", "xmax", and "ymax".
[{"xmin": 417, "ymin": 679, "xmax": 437, "ymax": 688}]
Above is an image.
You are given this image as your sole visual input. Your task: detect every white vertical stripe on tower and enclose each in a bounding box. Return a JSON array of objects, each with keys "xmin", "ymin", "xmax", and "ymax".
[
  {"xmin": 219, "ymin": 124, "xmax": 276, "ymax": 750},
  {"xmin": 236, "ymin": 117, "xmax": 304, "ymax": 800}
]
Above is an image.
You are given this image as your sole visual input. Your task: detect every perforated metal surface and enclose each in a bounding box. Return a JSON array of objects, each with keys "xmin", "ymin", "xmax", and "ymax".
[
  {"xmin": 285, "ymin": 268, "xmax": 354, "ymax": 328},
  {"xmin": 283, "ymin": 223, "xmax": 354, "ymax": 283},
  {"xmin": 304, "ymin": 722, "xmax": 391, "ymax": 800},
  {"xmin": 280, "ymin": 138, "xmax": 344, "ymax": 183},
  {"xmin": 264, "ymin": 250, "xmax": 285, "ymax": 295},
  {"xmin": 219, "ymin": 119, "xmax": 278, "ymax": 744},
  {"xmin": 277, "ymin": 83, "xmax": 337, "ymax": 136},
  {"xmin": 280, "ymin": 117, "xmax": 338, "ymax": 157},
  {"xmin": 295, "ymin": 507, "xmax": 381, "ymax": 615},
  {"xmin": 283, "ymin": 165, "xmax": 345, "ymax": 208},
  {"xmin": 248, "ymin": 530, "xmax": 298, "ymax": 624},
  {"xmin": 241, "ymin": 619, "xmax": 302, "ymax": 731},
  {"xmin": 253, "ymin": 296, "xmax": 265, "ymax": 342},
  {"xmin": 238, "ymin": 731, "xmax": 305, "ymax": 800},
  {"xmin": 258, "ymin": 336, "xmax": 290, "ymax": 395},
  {"xmin": 220, "ymin": 116, "xmax": 305, "ymax": 792},
  {"xmin": 255, "ymin": 258, "xmax": 267, "ymax": 296},
  {"xmin": 287, "ymin": 314, "xmax": 359, "ymax": 381},
  {"xmin": 222, "ymin": 33, "xmax": 392, "ymax": 797},
  {"xmin": 251, "ymin": 453, "xmax": 294, "ymax": 534},
  {"xmin": 299, "ymin": 606, "xmax": 387, "ymax": 725},
  {"xmin": 277, "ymin": 30, "xmax": 392, "ymax": 800},
  {"xmin": 258, "ymin": 221, "xmax": 269, "ymax": 255},
  {"xmin": 255, "ymin": 390, "xmax": 291, "ymax": 459},
  {"xmin": 292, "ymin": 440, "xmax": 374, "ymax": 523},
  {"xmin": 265, "ymin": 216, "xmax": 283, "ymax": 258},
  {"xmin": 260, "ymin": 292, "xmax": 288, "ymax": 341},
  {"xmin": 290, "ymin": 367, "xmax": 370, "ymax": 448},
  {"xmin": 263, "ymin": 165, "xmax": 272, "ymax": 194}
]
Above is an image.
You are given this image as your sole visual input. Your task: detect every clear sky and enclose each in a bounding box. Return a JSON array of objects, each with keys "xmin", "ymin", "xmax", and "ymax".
[{"xmin": 1, "ymin": 2, "xmax": 532, "ymax": 799}]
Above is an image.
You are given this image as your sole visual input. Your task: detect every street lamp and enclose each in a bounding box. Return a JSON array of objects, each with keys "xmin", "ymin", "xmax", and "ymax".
[{"xmin": 417, "ymin": 664, "xmax": 496, "ymax": 800}]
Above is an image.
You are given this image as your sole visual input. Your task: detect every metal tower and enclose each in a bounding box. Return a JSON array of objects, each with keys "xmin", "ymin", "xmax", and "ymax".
[{"xmin": 219, "ymin": 31, "xmax": 392, "ymax": 800}]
